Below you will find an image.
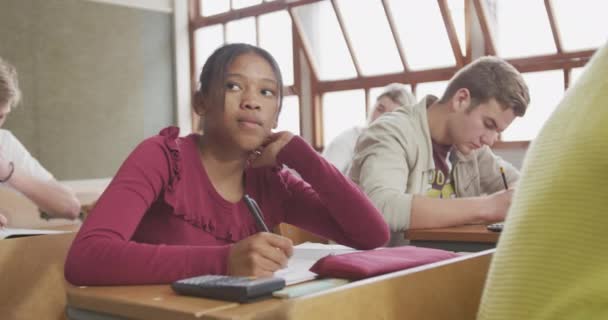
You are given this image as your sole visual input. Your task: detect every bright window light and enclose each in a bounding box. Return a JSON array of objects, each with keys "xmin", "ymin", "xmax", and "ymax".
[
  {"xmin": 323, "ymin": 90, "xmax": 366, "ymax": 145},
  {"xmin": 276, "ymin": 96, "xmax": 300, "ymax": 135},
  {"xmin": 502, "ymin": 70, "xmax": 564, "ymax": 141}
]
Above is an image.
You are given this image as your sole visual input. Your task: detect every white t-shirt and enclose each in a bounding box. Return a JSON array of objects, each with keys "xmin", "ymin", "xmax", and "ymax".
[
  {"xmin": 322, "ymin": 126, "xmax": 364, "ymax": 175},
  {"xmin": 0, "ymin": 129, "xmax": 53, "ymax": 186}
]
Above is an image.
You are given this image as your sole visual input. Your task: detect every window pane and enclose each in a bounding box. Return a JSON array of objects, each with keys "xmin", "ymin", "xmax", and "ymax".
[
  {"xmin": 201, "ymin": 0, "xmax": 229, "ymax": 17},
  {"xmin": 259, "ymin": 11, "xmax": 294, "ymax": 85},
  {"xmin": 293, "ymin": 1, "xmax": 357, "ymax": 80},
  {"xmin": 552, "ymin": 0, "xmax": 608, "ymax": 51},
  {"xmin": 276, "ymin": 96, "xmax": 300, "ymax": 135},
  {"xmin": 447, "ymin": 0, "xmax": 466, "ymax": 57},
  {"xmin": 232, "ymin": 0, "xmax": 262, "ymax": 10},
  {"xmin": 226, "ymin": 17, "xmax": 256, "ymax": 45},
  {"xmin": 388, "ymin": 0, "xmax": 456, "ymax": 70},
  {"xmin": 496, "ymin": 0, "xmax": 555, "ymax": 57},
  {"xmin": 323, "ymin": 90, "xmax": 366, "ymax": 145},
  {"xmin": 194, "ymin": 25, "xmax": 224, "ymax": 78},
  {"xmin": 502, "ymin": 70, "xmax": 564, "ymax": 141},
  {"xmin": 336, "ymin": 0, "xmax": 403, "ymax": 76},
  {"xmin": 415, "ymin": 81, "xmax": 449, "ymax": 100}
]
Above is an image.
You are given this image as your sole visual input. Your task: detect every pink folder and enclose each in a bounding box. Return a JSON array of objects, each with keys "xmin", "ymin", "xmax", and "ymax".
[{"xmin": 309, "ymin": 246, "xmax": 458, "ymax": 280}]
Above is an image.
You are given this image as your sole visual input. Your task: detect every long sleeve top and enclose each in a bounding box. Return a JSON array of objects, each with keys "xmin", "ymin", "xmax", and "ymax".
[
  {"xmin": 477, "ymin": 42, "xmax": 608, "ymax": 320},
  {"xmin": 65, "ymin": 127, "xmax": 389, "ymax": 285}
]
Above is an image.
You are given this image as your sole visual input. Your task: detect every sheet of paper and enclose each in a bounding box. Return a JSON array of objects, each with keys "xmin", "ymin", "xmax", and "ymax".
[
  {"xmin": 274, "ymin": 242, "xmax": 357, "ymax": 285},
  {"xmin": 0, "ymin": 228, "xmax": 67, "ymax": 239}
]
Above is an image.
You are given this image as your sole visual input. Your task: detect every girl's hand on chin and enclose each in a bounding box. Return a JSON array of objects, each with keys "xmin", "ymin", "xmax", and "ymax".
[{"xmin": 249, "ymin": 131, "xmax": 294, "ymax": 168}]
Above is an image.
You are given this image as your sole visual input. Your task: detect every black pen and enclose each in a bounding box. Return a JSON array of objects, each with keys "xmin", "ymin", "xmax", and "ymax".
[
  {"xmin": 243, "ymin": 194, "xmax": 270, "ymax": 232},
  {"xmin": 500, "ymin": 167, "xmax": 509, "ymax": 189}
]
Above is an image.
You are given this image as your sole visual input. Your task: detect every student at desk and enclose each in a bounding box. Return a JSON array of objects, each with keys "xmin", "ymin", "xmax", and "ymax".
[
  {"xmin": 349, "ymin": 57, "xmax": 530, "ymax": 246},
  {"xmin": 477, "ymin": 44, "xmax": 608, "ymax": 320},
  {"xmin": 64, "ymin": 43, "xmax": 389, "ymax": 285},
  {"xmin": 322, "ymin": 83, "xmax": 415, "ymax": 175},
  {"xmin": 0, "ymin": 57, "xmax": 80, "ymax": 227}
]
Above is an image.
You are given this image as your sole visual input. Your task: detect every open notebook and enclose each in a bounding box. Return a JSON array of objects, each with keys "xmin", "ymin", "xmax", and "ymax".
[
  {"xmin": 274, "ymin": 242, "xmax": 357, "ymax": 285},
  {"xmin": 0, "ymin": 228, "xmax": 67, "ymax": 239}
]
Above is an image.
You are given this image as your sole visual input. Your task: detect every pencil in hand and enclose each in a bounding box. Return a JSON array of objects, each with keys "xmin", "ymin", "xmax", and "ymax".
[{"xmin": 500, "ymin": 167, "xmax": 509, "ymax": 189}]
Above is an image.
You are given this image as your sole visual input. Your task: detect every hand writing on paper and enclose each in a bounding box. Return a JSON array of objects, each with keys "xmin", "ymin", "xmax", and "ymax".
[
  {"xmin": 481, "ymin": 189, "xmax": 515, "ymax": 222},
  {"xmin": 249, "ymin": 131, "xmax": 294, "ymax": 168},
  {"xmin": 228, "ymin": 232, "xmax": 294, "ymax": 277}
]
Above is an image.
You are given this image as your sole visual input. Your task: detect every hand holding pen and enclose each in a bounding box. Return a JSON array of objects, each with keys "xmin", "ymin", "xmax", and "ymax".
[{"xmin": 226, "ymin": 194, "xmax": 293, "ymax": 277}]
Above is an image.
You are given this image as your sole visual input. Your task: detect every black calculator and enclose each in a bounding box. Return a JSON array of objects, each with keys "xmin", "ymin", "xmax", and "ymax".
[{"xmin": 171, "ymin": 275, "xmax": 285, "ymax": 303}]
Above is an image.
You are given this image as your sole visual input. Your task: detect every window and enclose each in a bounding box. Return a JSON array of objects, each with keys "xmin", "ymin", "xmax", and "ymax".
[
  {"xmin": 259, "ymin": 11, "xmax": 294, "ymax": 85},
  {"xmin": 336, "ymin": 0, "xmax": 403, "ymax": 75},
  {"xmin": 447, "ymin": 0, "xmax": 466, "ymax": 57},
  {"xmin": 276, "ymin": 96, "xmax": 300, "ymax": 134},
  {"xmin": 226, "ymin": 17, "xmax": 256, "ymax": 45},
  {"xmin": 190, "ymin": 1, "xmax": 602, "ymax": 146},
  {"xmin": 495, "ymin": 0, "xmax": 555, "ymax": 57},
  {"xmin": 232, "ymin": 0, "xmax": 263, "ymax": 10},
  {"xmin": 552, "ymin": 0, "xmax": 608, "ymax": 51},
  {"xmin": 323, "ymin": 90, "xmax": 366, "ymax": 145},
  {"xmin": 415, "ymin": 81, "xmax": 449, "ymax": 100},
  {"xmin": 502, "ymin": 70, "xmax": 564, "ymax": 141},
  {"xmin": 388, "ymin": 0, "xmax": 459, "ymax": 69},
  {"xmin": 194, "ymin": 25, "xmax": 224, "ymax": 78},
  {"xmin": 200, "ymin": 0, "xmax": 229, "ymax": 17},
  {"xmin": 293, "ymin": 1, "xmax": 357, "ymax": 80}
]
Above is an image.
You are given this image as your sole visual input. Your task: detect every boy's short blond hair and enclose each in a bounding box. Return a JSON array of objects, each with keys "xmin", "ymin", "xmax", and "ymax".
[{"xmin": 0, "ymin": 57, "xmax": 21, "ymax": 108}]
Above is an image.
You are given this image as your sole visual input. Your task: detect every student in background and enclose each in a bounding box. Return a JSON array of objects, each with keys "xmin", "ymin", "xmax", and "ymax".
[
  {"xmin": 64, "ymin": 43, "xmax": 389, "ymax": 285},
  {"xmin": 0, "ymin": 57, "xmax": 80, "ymax": 227},
  {"xmin": 350, "ymin": 56, "xmax": 530, "ymax": 246},
  {"xmin": 477, "ymin": 43, "xmax": 608, "ymax": 320},
  {"xmin": 322, "ymin": 83, "xmax": 415, "ymax": 175}
]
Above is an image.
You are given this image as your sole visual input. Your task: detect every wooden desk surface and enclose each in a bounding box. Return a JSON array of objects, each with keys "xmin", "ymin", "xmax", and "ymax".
[
  {"xmin": 68, "ymin": 285, "xmax": 240, "ymax": 320},
  {"xmin": 405, "ymin": 224, "xmax": 500, "ymax": 243},
  {"xmin": 66, "ymin": 250, "xmax": 494, "ymax": 320},
  {"xmin": 0, "ymin": 232, "xmax": 77, "ymax": 320}
]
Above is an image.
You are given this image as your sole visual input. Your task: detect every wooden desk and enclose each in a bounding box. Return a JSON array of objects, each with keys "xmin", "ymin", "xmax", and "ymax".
[
  {"xmin": 66, "ymin": 250, "xmax": 494, "ymax": 320},
  {"xmin": 405, "ymin": 224, "xmax": 500, "ymax": 252},
  {"xmin": 0, "ymin": 231, "xmax": 78, "ymax": 320}
]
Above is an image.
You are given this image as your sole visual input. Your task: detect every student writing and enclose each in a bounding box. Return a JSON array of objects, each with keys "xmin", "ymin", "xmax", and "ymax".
[
  {"xmin": 350, "ymin": 56, "xmax": 530, "ymax": 246},
  {"xmin": 64, "ymin": 43, "xmax": 389, "ymax": 285},
  {"xmin": 0, "ymin": 57, "xmax": 80, "ymax": 227}
]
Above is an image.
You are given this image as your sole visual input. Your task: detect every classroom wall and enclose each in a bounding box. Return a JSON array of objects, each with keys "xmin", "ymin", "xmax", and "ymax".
[{"xmin": 0, "ymin": 0, "xmax": 175, "ymax": 179}]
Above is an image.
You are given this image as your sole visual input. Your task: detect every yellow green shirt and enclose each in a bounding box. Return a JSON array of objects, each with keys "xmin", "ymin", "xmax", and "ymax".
[{"xmin": 477, "ymin": 43, "xmax": 608, "ymax": 319}]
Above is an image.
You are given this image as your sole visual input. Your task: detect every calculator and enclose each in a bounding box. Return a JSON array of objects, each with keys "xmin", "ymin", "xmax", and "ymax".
[{"xmin": 171, "ymin": 275, "xmax": 286, "ymax": 303}]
